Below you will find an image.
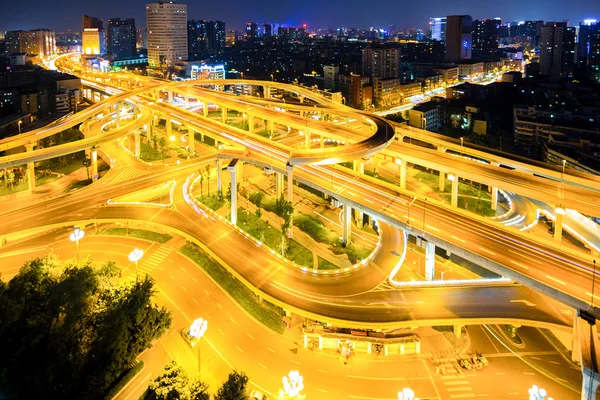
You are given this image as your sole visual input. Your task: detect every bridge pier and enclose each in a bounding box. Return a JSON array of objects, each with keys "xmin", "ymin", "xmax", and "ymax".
[
  {"xmin": 304, "ymin": 131, "xmax": 311, "ymax": 148},
  {"xmin": 167, "ymin": 90, "xmax": 173, "ymax": 103},
  {"xmin": 343, "ymin": 203, "xmax": 352, "ymax": 245},
  {"xmin": 320, "ymin": 136, "xmax": 325, "ymax": 149},
  {"xmin": 269, "ymin": 120, "xmax": 275, "ymax": 137},
  {"xmin": 222, "ymin": 107, "xmax": 228, "ymax": 124},
  {"xmin": 286, "ymin": 163, "xmax": 294, "ymax": 238},
  {"xmin": 353, "ymin": 160, "xmax": 364, "ymax": 174},
  {"xmin": 454, "ymin": 325, "xmax": 463, "ymax": 338},
  {"xmin": 425, "ymin": 241, "xmax": 435, "ymax": 281},
  {"xmin": 449, "ymin": 174, "xmax": 459, "ymax": 207},
  {"xmin": 216, "ymin": 159, "xmax": 222, "ymax": 192},
  {"xmin": 582, "ymin": 367, "xmax": 600, "ymax": 400},
  {"xmin": 227, "ymin": 160, "xmax": 238, "ymax": 225},
  {"xmin": 491, "ymin": 186, "xmax": 498, "ymax": 211},
  {"xmin": 248, "ymin": 115, "xmax": 255, "ymax": 134},
  {"xmin": 187, "ymin": 127, "xmax": 195, "ymax": 156},
  {"xmin": 275, "ymin": 172, "xmax": 284, "ymax": 199},
  {"xmin": 396, "ymin": 159, "xmax": 406, "ymax": 190},
  {"xmin": 90, "ymin": 147, "xmax": 98, "ymax": 181},
  {"xmin": 165, "ymin": 116, "xmax": 172, "ymax": 137},
  {"xmin": 438, "ymin": 147, "xmax": 446, "ymax": 191},
  {"xmin": 134, "ymin": 131, "xmax": 141, "ymax": 157},
  {"xmin": 202, "ymin": 102, "xmax": 208, "ymax": 117},
  {"xmin": 25, "ymin": 143, "xmax": 36, "ymax": 194},
  {"xmin": 554, "ymin": 207, "xmax": 565, "ymax": 242},
  {"xmin": 237, "ymin": 161, "xmax": 243, "ymax": 185}
]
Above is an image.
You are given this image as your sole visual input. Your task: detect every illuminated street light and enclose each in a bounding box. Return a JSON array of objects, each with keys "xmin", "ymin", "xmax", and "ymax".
[
  {"xmin": 397, "ymin": 388, "xmax": 419, "ymax": 400},
  {"xmin": 189, "ymin": 318, "xmax": 208, "ymax": 375},
  {"xmin": 561, "ymin": 159, "xmax": 566, "ymax": 182},
  {"xmin": 128, "ymin": 248, "xmax": 144, "ymax": 278},
  {"xmin": 528, "ymin": 385, "xmax": 553, "ymax": 400},
  {"xmin": 460, "ymin": 137, "xmax": 464, "ymax": 148},
  {"xmin": 18, "ymin": 120, "xmax": 22, "ymax": 134},
  {"xmin": 69, "ymin": 228, "xmax": 85, "ymax": 261},
  {"xmin": 282, "ymin": 370, "xmax": 304, "ymax": 398}
]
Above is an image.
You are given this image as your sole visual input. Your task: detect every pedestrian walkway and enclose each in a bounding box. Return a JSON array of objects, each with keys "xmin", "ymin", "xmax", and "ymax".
[
  {"xmin": 110, "ymin": 167, "xmax": 150, "ymax": 184},
  {"xmin": 440, "ymin": 374, "xmax": 475, "ymax": 399},
  {"xmin": 126, "ymin": 246, "xmax": 172, "ymax": 282}
]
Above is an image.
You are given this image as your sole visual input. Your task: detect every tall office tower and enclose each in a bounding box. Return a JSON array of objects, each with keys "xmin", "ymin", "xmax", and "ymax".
[
  {"xmin": 540, "ymin": 22, "xmax": 576, "ymax": 80},
  {"xmin": 206, "ymin": 20, "xmax": 225, "ymax": 55},
  {"xmin": 472, "ymin": 18, "xmax": 501, "ymax": 56},
  {"xmin": 578, "ymin": 20, "xmax": 600, "ymax": 66},
  {"xmin": 5, "ymin": 29, "xmax": 55, "ymax": 56},
  {"xmin": 445, "ymin": 15, "xmax": 473, "ymax": 62},
  {"xmin": 590, "ymin": 32, "xmax": 600, "ymax": 82},
  {"xmin": 430, "ymin": 17, "xmax": 446, "ymax": 41},
  {"xmin": 262, "ymin": 23, "xmax": 272, "ymax": 37},
  {"xmin": 83, "ymin": 15, "xmax": 103, "ymax": 30},
  {"xmin": 136, "ymin": 29, "xmax": 147, "ymax": 49},
  {"xmin": 107, "ymin": 18, "xmax": 136, "ymax": 59},
  {"xmin": 246, "ymin": 22, "xmax": 258, "ymax": 40},
  {"xmin": 188, "ymin": 20, "xmax": 225, "ymax": 59},
  {"xmin": 522, "ymin": 20, "xmax": 544, "ymax": 47},
  {"xmin": 146, "ymin": 0, "xmax": 188, "ymax": 68},
  {"xmin": 362, "ymin": 46, "xmax": 401, "ymax": 79}
]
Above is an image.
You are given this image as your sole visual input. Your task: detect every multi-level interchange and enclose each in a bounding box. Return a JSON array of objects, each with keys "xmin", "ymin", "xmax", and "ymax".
[{"xmin": 1, "ymin": 53, "xmax": 600, "ymax": 398}]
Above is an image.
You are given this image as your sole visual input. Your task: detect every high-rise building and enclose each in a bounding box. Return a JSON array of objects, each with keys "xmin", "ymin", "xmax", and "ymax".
[
  {"xmin": 540, "ymin": 22, "xmax": 576, "ymax": 80},
  {"xmin": 445, "ymin": 15, "xmax": 473, "ymax": 62},
  {"xmin": 188, "ymin": 20, "xmax": 225, "ymax": 59},
  {"xmin": 590, "ymin": 33, "xmax": 600, "ymax": 83},
  {"xmin": 107, "ymin": 18, "xmax": 136, "ymax": 59},
  {"xmin": 136, "ymin": 29, "xmax": 147, "ymax": 49},
  {"xmin": 430, "ymin": 17, "xmax": 446, "ymax": 42},
  {"xmin": 262, "ymin": 23, "xmax": 272, "ymax": 37},
  {"xmin": 146, "ymin": 0, "xmax": 188, "ymax": 68},
  {"xmin": 362, "ymin": 45, "xmax": 401, "ymax": 79},
  {"xmin": 246, "ymin": 22, "xmax": 257, "ymax": 40},
  {"xmin": 578, "ymin": 20, "xmax": 600, "ymax": 66},
  {"xmin": 5, "ymin": 29, "xmax": 56, "ymax": 57},
  {"xmin": 83, "ymin": 15, "xmax": 103, "ymax": 30},
  {"xmin": 472, "ymin": 18, "xmax": 501, "ymax": 56}
]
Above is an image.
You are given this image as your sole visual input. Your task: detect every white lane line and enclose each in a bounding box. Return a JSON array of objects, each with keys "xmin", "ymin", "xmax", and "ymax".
[
  {"xmin": 510, "ymin": 260, "xmax": 529, "ymax": 270},
  {"xmin": 217, "ymin": 303, "xmax": 222, "ymax": 309},
  {"xmin": 447, "ymin": 387, "xmax": 472, "ymax": 392},
  {"xmin": 545, "ymin": 275, "xmax": 566, "ymax": 286},
  {"xmin": 169, "ymin": 275, "xmax": 175, "ymax": 280},
  {"xmin": 180, "ymin": 285, "xmax": 187, "ymax": 292},
  {"xmin": 193, "ymin": 298, "xmax": 198, "ymax": 304},
  {"xmin": 479, "ymin": 247, "xmax": 496, "ymax": 256},
  {"xmin": 230, "ymin": 317, "xmax": 236, "ymax": 324},
  {"xmin": 495, "ymin": 372, "xmax": 505, "ymax": 375},
  {"xmin": 449, "ymin": 394, "xmax": 476, "ymax": 399},
  {"xmin": 523, "ymin": 372, "xmax": 535, "ymax": 375},
  {"xmin": 236, "ymin": 346, "xmax": 244, "ymax": 353},
  {"xmin": 317, "ymin": 369, "xmax": 328, "ymax": 373},
  {"xmin": 508, "ymin": 393, "xmax": 520, "ymax": 396},
  {"xmin": 180, "ymin": 267, "xmax": 186, "ymax": 272},
  {"xmin": 247, "ymin": 333, "xmax": 255, "ymax": 340},
  {"xmin": 267, "ymin": 348, "xmax": 276, "ymax": 353},
  {"xmin": 445, "ymin": 381, "xmax": 470, "ymax": 385},
  {"xmin": 550, "ymin": 361, "xmax": 560, "ymax": 365},
  {"xmin": 218, "ymin": 329, "xmax": 225, "ymax": 336},
  {"xmin": 316, "ymin": 388, "xmax": 328, "ymax": 393},
  {"xmin": 586, "ymin": 292, "xmax": 600, "ymax": 301},
  {"xmin": 204, "ymin": 290, "xmax": 209, "ymax": 295},
  {"xmin": 426, "ymin": 225, "xmax": 440, "ymax": 232},
  {"xmin": 530, "ymin": 356, "xmax": 541, "ymax": 360},
  {"xmin": 451, "ymin": 235, "xmax": 467, "ymax": 243},
  {"xmin": 347, "ymin": 191, "xmax": 357, "ymax": 197},
  {"xmin": 291, "ymin": 360, "xmax": 301, "ymax": 365},
  {"xmin": 258, "ymin": 363, "xmax": 267, "ymax": 370},
  {"xmin": 192, "ymin": 277, "xmax": 197, "ymax": 283}
]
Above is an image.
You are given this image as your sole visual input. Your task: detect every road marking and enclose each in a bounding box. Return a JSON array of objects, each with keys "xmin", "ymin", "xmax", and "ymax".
[
  {"xmin": 448, "ymin": 387, "xmax": 472, "ymax": 392},
  {"xmin": 445, "ymin": 381, "xmax": 469, "ymax": 385},
  {"xmin": 478, "ymin": 247, "xmax": 496, "ymax": 256},
  {"xmin": 550, "ymin": 361, "xmax": 560, "ymax": 365},
  {"xmin": 556, "ymin": 377, "xmax": 568, "ymax": 382},
  {"xmin": 230, "ymin": 317, "xmax": 236, "ymax": 324},
  {"xmin": 510, "ymin": 260, "xmax": 529, "ymax": 270},
  {"xmin": 169, "ymin": 275, "xmax": 175, "ymax": 280},
  {"xmin": 236, "ymin": 346, "xmax": 244, "ymax": 353},
  {"xmin": 267, "ymin": 348, "xmax": 276, "ymax": 353},
  {"xmin": 317, "ymin": 369, "xmax": 328, "ymax": 373},
  {"xmin": 508, "ymin": 249, "xmax": 542, "ymax": 264},
  {"xmin": 247, "ymin": 333, "xmax": 255, "ymax": 340},
  {"xmin": 510, "ymin": 299, "xmax": 536, "ymax": 306},
  {"xmin": 586, "ymin": 292, "xmax": 600, "ymax": 301},
  {"xmin": 530, "ymin": 356, "xmax": 541, "ymax": 360},
  {"xmin": 449, "ymin": 395, "xmax": 475, "ymax": 399},
  {"xmin": 545, "ymin": 275, "xmax": 566, "ymax": 286},
  {"xmin": 426, "ymin": 225, "xmax": 440, "ymax": 232},
  {"xmin": 495, "ymin": 372, "xmax": 505, "ymax": 375},
  {"xmin": 477, "ymin": 395, "xmax": 489, "ymax": 397},
  {"xmin": 316, "ymin": 388, "xmax": 328, "ymax": 393},
  {"xmin": 523, "ymin": 372, "xmax": 535, "ymax": 375},
  {"xmin": 180, "ymin": 267, "xmax": 186, "ymax": 272},
  {"xmin": 508, "ymin": 393, "xmax": 520, "ymax": 396},
  {"xmin": 180, "ymin": 285, "xmax": 187, "ymax": 292},
  {"xmin": 204, "ymin": 290, "xmax": 209, "ymax": 295},
  {"xmin": 451, "ymin": 235, "xmax": 467, "ymax": 243},
  {"xmin": 217, "ymin": 303, "xmax": 222, "ymax": 309},
  {"xmin": 218, "ymin": 329, "xmax": 225, "ymax": 336},
  {"xmin": 193, "ymin": 298, "xmax": 198, "ymax": 304},
  {"xmin": 192, "ymin": 277, "xmax": 197, "ymax": 283},
  {"xmin": 347, "ymin": 191, "xmax": 356, "ymax": 197},
  {"xmin": 258, "ymin": 363, "xmax": 267, "ymax": 370},
  {"xmin": 291, "ymin": 360, "xmax": 301, "ymax": 365}
]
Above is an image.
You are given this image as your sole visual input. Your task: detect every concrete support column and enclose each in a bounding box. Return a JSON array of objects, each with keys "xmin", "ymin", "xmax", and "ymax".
[
  {"xmin": 203, "ymin": 102, "xmax": 208, "ymax": 117},
  {"xmin": 153, "ymin": 114, "xmax": 159, "ymax": 126},
  {"xmin": 25, "ymin": 143, "xmax": 35, "ymax": 194},
  {"xmin": 397, "ymin": 159, "xmax": 406, "ymax": 190},
  {"xmin": 491, "ymin": 186, "xmax": 498, "ymax": 211},
  {"xmin": 554, "ymin": 208, "xmax": 565, "ymax": 241},
  {"xmin": 454, "ymin": 325, "xmax": 463, "ymax": 338},
  {"xmin": 373, "ymin": 158, "xmax": 380, "ymax": 176},
  {"xmin": 353, "ymin": 160, "xmax": 364, "ymax": 174},
  {"xmin": 216, "ymin": 159, "xmax": 222, "ymax": 192},
  {"xmin": 269, "ymin": 120, "xmax": 275, "ymax": 137},
  {"xmin": 165, "ymin": 116, "xmax": 172, "ymax": 137},
  {"xmin": 167, "ymin": 90, "xmax": 173, "ymax": 103},
  {"xmin": 582, "ymin": 367, "xmax": 600, "ymax": 400},
  {"xmin": 425, "ymin": 242, "xmax": 435, "ymax": 281},
  {"xmin": 248, "ymin": 115, "xmax": 255, "ymax": 134},
  {"xmin": 275, "ymin": 172, "xmax": 284, "ymax": 199},
  {"xmin": 299, "ymin": 95, "xmax": 304, "ymax": 103},
  {"xmin": 450, "ymin": 174, "xmax": 459, "ymax": 207},
  {"xmin": 115, "ymin": 101, "xmax": 121, "ymax": 128},
  {"xmin": 187, "ymin": 127, "xmax": 195, "ymax": 156},
  {"xmin": 222, "ymin": 107, "xmax": 228, "ymax": 124},
  {"xmin": 342, "ymin": 203, "xmax": 352, "ymax": 245},
  {"xmin": 367, "ymin": 342, "xmax": 372, "ymax": 354},
  {"xmin": 228, "ymin": 161, "xmax": 238, "ymax": 225},
  {"xmin": 286, "ymin": 164, "xmax": 294, "ymax": 239},
  {"xmin": 264, "ymin": 86, "xmax": 271, "ymax": 99},
  {"xmin": 304, "ymin": 131, "xmax": 311, "ymax": 148},
  {"xmin": 320, "ymin": 136, "xmax": 325, "ymax": 149},
  {"xmin": 438, "ymin": 147, "xmax": 446, "ymax": 191},
  {"xmin": 90, "ymin": 147, "xmax": 98, "ymax": 181},
  {"xmin": 134, "ymin": 131, "xmax": 141, "ymax": 157}
]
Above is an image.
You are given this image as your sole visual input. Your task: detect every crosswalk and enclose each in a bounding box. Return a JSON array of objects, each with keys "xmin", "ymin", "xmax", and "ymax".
[
  {"xmin": 127, "ymin": 246, "xmax": 172, "ymax": 282},
  {"xmin": 441, "ymin": 374, "xmax": 476, "ymax": 399},
  {"xmin": 110, "ymin": 167, "xmax": 150, "ymax": 184}
]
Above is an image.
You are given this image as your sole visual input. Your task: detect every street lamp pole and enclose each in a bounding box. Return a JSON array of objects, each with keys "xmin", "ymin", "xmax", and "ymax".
[
  {"xmin": 69, "ymin": 228, "xmax": 85, "ymax": 261},
  {"xmin": 282, "ymin": 370, "xmax": 304, "ymax": 398},
  {"xmin": 398, "ymin": 388, "xmax": 419, "ymax": 400},
  {"xmin": 18, "ymin": 120, "xmax": 22, "ymax": 134},
  {"xmin": 562, "ymin": 159, "xmax": 566, "ymax": 182},
  {"xmin": 128, "ymin": 248, "xmax": 144, "ymax": 279},
  {"xmin": 189, "ymin": 318, "xmax": 208, "ymax": 376}
]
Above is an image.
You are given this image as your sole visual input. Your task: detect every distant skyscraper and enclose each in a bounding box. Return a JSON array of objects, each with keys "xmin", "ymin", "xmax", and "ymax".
[
  {"xmin": 82, "ymin": 15, "xmax": 105, "ymax": 56},
  {"xmin": 589, "ymin": 32, "xmax": 600, "ymax": 82},
  {"xmin": 472, "ymin": 18, "xmax": 501, "ymax": 56},
  {"xmin": 430, "ymin": 17, "xmax": 446, "ymax": 41},
  {"xmin": 445, "ymin": 15, "xmax": 473, "ymax": 62},
  {"xmin": 146, "ymin": 0, "xmax": 187, "ymax": 68},
  {"xmin": 5, "ymin": 29, "xmax": 56, "ymax": 56},
  {"xmin": 107, "ymin": 18, "xmax": 136, "ymax": 59},
  {"xmin": 578, "ymin": 20, "xmax": 600, "ymax": 66},
  {"xmin": 540, "ymin": 22, "xmax": 576, "ymax": 80},
  {"xmin": 262, "ymin": 23, "xmax": 272, "ymax": 37},
  {"xmin": 362, "ymin": 45, "xmax": 401, "ymax": 79},
  {"xmin": 83, "ymin": 15, "xmax": 103, "ymax": 30},
  {"xmin": 188, "ymin": 20, "xmax": 225, "ymax": 59},
  {"xmin": 246, "ymin": 22, "xmax": 257, "ymax": 40}
]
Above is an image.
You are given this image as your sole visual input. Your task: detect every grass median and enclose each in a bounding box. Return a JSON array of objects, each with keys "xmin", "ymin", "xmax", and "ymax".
[
  {"xmin": 180, "ymin": 242, "xmax": 286, "ymax": 334},
  {"xmin": 98, "ymin": 228, "xmax": 172, "ymax": 244}
]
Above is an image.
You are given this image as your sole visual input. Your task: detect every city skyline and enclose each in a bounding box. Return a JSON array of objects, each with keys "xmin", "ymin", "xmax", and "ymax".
[{"xmin": 1, "ymin": 0, "xmax": 599, "ymax": 32}]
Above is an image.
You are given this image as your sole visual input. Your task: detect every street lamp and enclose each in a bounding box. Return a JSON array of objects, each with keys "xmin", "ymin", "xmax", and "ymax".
[
  {"xmin": 460, "ymin": 137, "xmax": 464, "ymax": 148},
  {"xmin": 561, "ymin": 159, "xmax": 566, "ymax": 182},
  {"xmin": 69, "ymin": 228, "xmax": 85, "ymax": 261},
  {"xmin": 189, "ymin": 318, "xmax": 208, "ymax": 376},
  {"xmin": 282, "ymin": 370, "xmax": 304, "ymax": 398},
  {"xmin": 18, "ymin": 120, "xmax": 22, "ymax": 134},
  {"xmin": 528, "ymin": 385, "xmax": 553, "ymax": 400},
  {"xmin": 128, "ymin": 248, "xmax": 144, "ymax": 278},
  {"xmin": 398, "ymin": 388, "xmax": 419, "ymax": 400},
  {"xmin": 441, "ymin": 269, "xmax": 452, "ymax": 280}
]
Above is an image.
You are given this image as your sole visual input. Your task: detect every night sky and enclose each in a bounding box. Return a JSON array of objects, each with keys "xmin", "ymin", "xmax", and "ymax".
[{"xmin": 2, "ymin": 0, "xmax": 600, "ymax": 32}]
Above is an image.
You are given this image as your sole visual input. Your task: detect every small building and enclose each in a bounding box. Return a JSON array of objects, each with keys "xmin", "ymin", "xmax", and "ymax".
[{"xmin": 409, "ymin": 102, "xmax": 443, "ymax": 131}]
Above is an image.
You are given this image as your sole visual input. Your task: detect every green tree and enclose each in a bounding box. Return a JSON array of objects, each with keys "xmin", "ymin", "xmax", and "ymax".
[
  {"xmin": 148, "ymin": 360, "xmax": 190, "ymax": 400},
  {"xmin": 158, "ymin": 136, "xmax": 168, "ymax": 162},
  {"xmin": 214, "ymin": 371, "xmax": 249, "ymax": 400},
  {"xmin": 205, "ymin": 165, "xmax": 211, "ymax": 196},
  {"xmin": 188, "ymin": 379, "xmax": 210, "ymax": 400},
  {"xmin": 198, "ymin": 173, "xmax": 204, "ymax": 198}
]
